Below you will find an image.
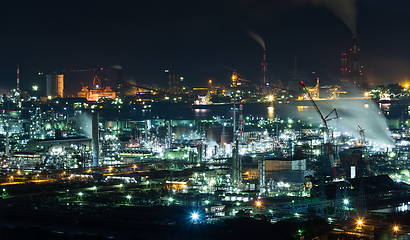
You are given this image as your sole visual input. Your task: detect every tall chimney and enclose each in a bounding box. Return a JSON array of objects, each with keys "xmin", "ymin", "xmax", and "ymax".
[
  {"xmin": 341, "ymin": 53, "xmax": 348, "ymax": 88},
  {"xmin": 350, "ymin": 37, "xmax": 361, "ymax": 87},
  {"xmin": 17, "ymin": 65, "xmax": 20, "ymax": 91},
  {"xmin": 261, "ymin": 48, "xmax": 268, "ymax": 93}
]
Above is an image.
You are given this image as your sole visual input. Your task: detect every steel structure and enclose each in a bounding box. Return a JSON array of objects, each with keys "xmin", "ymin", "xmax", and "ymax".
[
  {"xmin": 261, "ymin": 48, "xmax": 268, "ymax": 93},
  {"xmin": 300, "ymin": 82, "xmax": 338, "ymax": 178}
]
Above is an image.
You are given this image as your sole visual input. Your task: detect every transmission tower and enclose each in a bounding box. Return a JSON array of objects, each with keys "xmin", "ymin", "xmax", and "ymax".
[
  {"xmin": 316, "ymin": 183, "xmax": 328, "ymax": 217},
  {"xmin": 357, "ymin": 176, "xmax": 367, "ymax": 218},
  {"xmin": 334, "ymin": 181, "xmax": 349, "ymax": 219}
]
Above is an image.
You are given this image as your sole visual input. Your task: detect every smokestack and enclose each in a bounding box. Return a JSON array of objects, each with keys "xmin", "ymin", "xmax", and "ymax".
[
  {"xmin": 232, "ymin": 139, "xmax": 241, "ymax": 185},
  {"xmin": 117, "ymin": 68, "xmax": 124, "ymax": 97},
  {"xmin": 92, "ymin": 112, "xmax": 99, "ymax": 167},
  {"xmin": 233, "ymin": 103, "xmax": 236, "ymax": 141},
  {"xmin": 221, "ymin": 120, "xmax": 226, "ymax": 145},
  {"xmin": 350, "ymin": 37, "xmax": 361, "ymax": 87},
  {"xmin": 238, "ymin": 102, "xmax": 244, "ymax": 140},
  {"xmin": 17, "ymin": 65, "xmax": 20, "ymax": 91},
  {"xmin": 341, "ymin": 52, "xmax": 348, "ymax": 88},
  {"xmin": 261, "ymin": 48, "xmax": 268, "ymax": 93}
]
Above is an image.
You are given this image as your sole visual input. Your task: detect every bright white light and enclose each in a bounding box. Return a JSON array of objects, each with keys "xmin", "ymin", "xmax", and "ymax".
[{"xmin": 191, "ymin": 212, "xmax": 199, "ymax": 221}]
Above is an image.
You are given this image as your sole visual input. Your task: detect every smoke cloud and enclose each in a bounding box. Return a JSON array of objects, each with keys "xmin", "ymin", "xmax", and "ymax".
[
  {"xmin": 315, "ymin": 99, "xmax": 394, "ymax": 147},
  {"xmin": 294, "ymin": 0, "xmax": 357, "ymax": 36},
  {"xmin": 127, "ymin": 77, "xmax": 137, "ymax": 86},
  {"xmin": 244, "ymin": 26, "xmax": 265, "ymax": 48},
  {"xmin": 77, "ymin": 113, "xmax": 93, "ymax": 138},
  {"xmin": 110, "ymin": 64, "xmax": 122, "ymax": 69}
]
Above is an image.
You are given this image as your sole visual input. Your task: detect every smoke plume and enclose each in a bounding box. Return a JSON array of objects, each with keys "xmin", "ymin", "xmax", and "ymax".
[
  {"xmin": 316, "ymin": 99, "xmax": 394, "ymax": 147},
  {"xmin": 244, "ymin": 26, "xmax": 265, "ymax": 48},
  {"xmin": 295, "ymin": 0, "xmax": 357, "ymax": 36},
  {"xmin": 110, "ymin": 64, "xmax": 122, "ymax": 69}
]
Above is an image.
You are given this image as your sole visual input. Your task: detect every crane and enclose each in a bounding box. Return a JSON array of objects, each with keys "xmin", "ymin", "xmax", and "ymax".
[
  {"xmin": 357, "ymin": 125, "xmax": 371, "ymax": 176},
  {"xmin": 300, "ymin": 81, "xmax": 338, "ymax": 178},
  {"xmin": 357, "ymin": 125, "xmax": 365, "ymax": 145}
]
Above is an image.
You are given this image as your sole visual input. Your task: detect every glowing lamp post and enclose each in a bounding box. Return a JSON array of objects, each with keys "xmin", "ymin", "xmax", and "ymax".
[{"xmin": 357, "ymin": 219, "xmax": 363, "ymax": 230}]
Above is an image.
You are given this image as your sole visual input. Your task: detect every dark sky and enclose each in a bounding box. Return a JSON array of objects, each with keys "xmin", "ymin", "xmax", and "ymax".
[{"xmin": 1, "ymin": 0, "xmax": 410, "ymax": 96}]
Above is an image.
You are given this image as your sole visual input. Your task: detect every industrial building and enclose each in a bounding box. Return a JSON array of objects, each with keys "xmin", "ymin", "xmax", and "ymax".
[{"xmin": 46, "ymin": 74, "xmax": 64, "ymax": 98}]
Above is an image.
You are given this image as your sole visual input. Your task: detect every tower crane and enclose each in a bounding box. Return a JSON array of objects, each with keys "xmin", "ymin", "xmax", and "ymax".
[
  {"xmin": 357, "ymin": 125, "xmax": 365, "ymax": 145},
  {"xmin": 357, "ymin": 125, "xmax": 371, "ymax": 176},
  {"xmin": 300, "ymin": 82, "xmax": 338, "ymax": 179}
]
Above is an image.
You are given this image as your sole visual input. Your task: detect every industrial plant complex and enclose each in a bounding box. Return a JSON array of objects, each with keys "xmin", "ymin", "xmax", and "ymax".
[
  {"xmin": 1, "ymin": 33, "xmax": 410, "ymax": 239},
  {"xmin": 2, "ymin": 0, "xmax": 410, "ymax": 238}
]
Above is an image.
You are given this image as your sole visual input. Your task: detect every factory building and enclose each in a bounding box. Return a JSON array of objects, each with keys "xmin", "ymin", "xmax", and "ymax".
[
  {"xmin": 46, "ymin": 74, "xmax": 64, "ymax": 98},
  {"xmin": 264, "ymin": 157, "xmax": 311, "ymax": 184},
  {"xmin": 339, "ymin": 146, "xmax": 370, "ymax": 179}
]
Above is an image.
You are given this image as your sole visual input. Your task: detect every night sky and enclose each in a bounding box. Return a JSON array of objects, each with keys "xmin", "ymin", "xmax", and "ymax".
[{"xmin": 1, "ymin": 0, "xmax": 410, "ymax": 96}]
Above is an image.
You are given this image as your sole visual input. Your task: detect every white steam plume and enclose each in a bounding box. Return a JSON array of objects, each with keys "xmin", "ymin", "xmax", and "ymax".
[
  {"xmin": 110, "ymin": 64, "xmax": 122, "ymax": 69},
  {"xmin": 77, "ymin": 113, "xmax": 93, "ymax": 138},
  {"xmin": 244, "ymin": 26, "xmax": 265, "ymax": 48},
  {"xmin": 295, "ymin": 0, "xmax": 357, "ymax": 36},
  {"xmin": 320, "ymin": 99, "xmax": 393, "ymax": 147}
]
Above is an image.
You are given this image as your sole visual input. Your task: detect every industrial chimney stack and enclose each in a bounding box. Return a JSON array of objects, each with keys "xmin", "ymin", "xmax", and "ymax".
[
  {"xmin": 350, "ymin": 37, "xmax": 361, "ymax": 87},
  {"xmin": 341, "ymin": 53, "xmax": 348, "ymax": 88},
  {"xmin": 17, "ymin": 65, "xmax": 20, "ymax": 91},
  {"xmin": 261, "ymin": 48, "xmax": 268, "ymax": 94}
]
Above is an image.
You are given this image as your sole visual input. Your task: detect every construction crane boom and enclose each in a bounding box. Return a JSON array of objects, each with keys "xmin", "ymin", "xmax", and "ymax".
[{"xmin": 300, "ymin": 81, "xmax": 338, "ymax": 178}]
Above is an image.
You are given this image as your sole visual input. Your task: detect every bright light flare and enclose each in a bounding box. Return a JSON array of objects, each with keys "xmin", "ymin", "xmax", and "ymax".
[{"xmin": 191, "ymin": 212, "xmax": 199, "ymax": 221}]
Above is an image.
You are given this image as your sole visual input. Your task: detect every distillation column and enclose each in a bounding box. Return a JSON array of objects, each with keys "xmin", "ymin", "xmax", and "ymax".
[{"xmin": 92, "ymin": 112, "xmax": 99, "ymax": 167}]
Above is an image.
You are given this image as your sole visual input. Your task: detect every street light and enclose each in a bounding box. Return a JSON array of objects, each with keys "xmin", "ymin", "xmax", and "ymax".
[
  {"xmin": 357, "ymin": 219, "xmax": 363, "ymax": 230},
  {"xmin": 343, "ymin": 199, "xmax": 349, "ymax": 205},
  {"xmin": 393, "ymin": 225, "xmax": 399, "ymax": 232}
]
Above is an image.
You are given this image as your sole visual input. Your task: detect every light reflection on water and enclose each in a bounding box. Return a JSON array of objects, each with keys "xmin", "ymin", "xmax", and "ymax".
[
  {"xmin": 267, "ymin": 106, "xmax": 275, "ymax": 121},
  {"xmin": 97, "ymin": 102, "xmax": 324, "ymax": 121},
  {"xmin": 194, "ymin": 109, "xmax": 209, "ymax": 119}
]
